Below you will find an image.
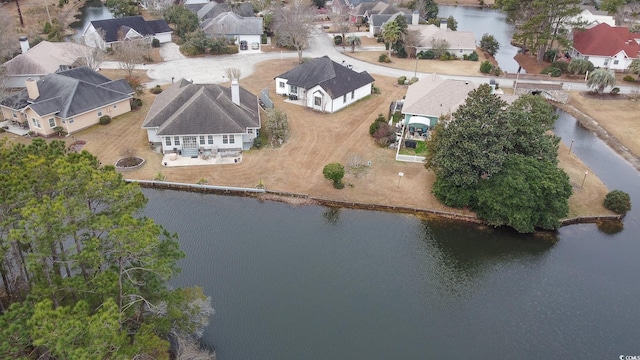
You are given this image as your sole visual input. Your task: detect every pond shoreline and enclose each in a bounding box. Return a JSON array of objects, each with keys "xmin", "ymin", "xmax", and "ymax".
[{"xmin": 131, "ymin": 180, "xmax": 622, "ymax": 231}]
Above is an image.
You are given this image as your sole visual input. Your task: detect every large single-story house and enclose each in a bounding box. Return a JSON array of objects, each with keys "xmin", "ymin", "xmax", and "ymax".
[
  {"xmin": 82, "ymin": 16, "xmax": 173, "ymax": 49},
  {"xmin": 369, "ymin": 9, "xmax": 417, "ymax": 36},
  {"xmin": 347, "ymin": 0, "xmax": 387, "ymax": 24},
  {"xmin": 1, "ymin": 40, "xmax": 93, "ymax": 89},
  {"xmin": 0, "ymin": 67, "xmax": 133, "ymax": 137},
  {"xmin": 141, "ymin": 79, "xmax": 261, "ymax": 157},
  {"xmin": 193, "ymin": 2, "xmax": 254, "ymax": 21},
  {"xmin": 201, "ymin": 12, "xmax": 263, "ymax": 50},
  {"xmin": 568, "ymin": 6, "xmax": 615, "ymax": 28},
  {"xmin": 570, "ymin": 23, "xmax": 640, "ymax": 71},
  {"xmin": 408, "ymin": 24, "xmax": 477, "ymax": 58},
  {"xmin": 401, "ymin": 75, "xmax": 517, "ymax": 133},
  {"xmin": 274, "ymin": 56, "xmax": 375, "ymax": 113}
]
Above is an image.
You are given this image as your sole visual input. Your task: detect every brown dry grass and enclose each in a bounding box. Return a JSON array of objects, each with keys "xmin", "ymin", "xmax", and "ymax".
[
  {"xmin": 567, "ymin": 92, "xmax": 640, "ymax": 158},
  {"xmin": 344, "ymin": 48, "xmax": 493, "ymax": 77}
]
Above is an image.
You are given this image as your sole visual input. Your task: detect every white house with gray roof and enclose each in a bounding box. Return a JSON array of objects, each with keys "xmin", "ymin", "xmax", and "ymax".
[
  {"xmin": 274, "ymin": 56, "xmax": 375, "ymax": 113},
  {"xmin": 201, "ymin": 12, "xmax": 263, "ymax": 50},
  {"xmin": 142, "ymin": 79, "xmax": 261, "ymax": 158},
  {"xmin": 409, "ymin": 24, "xmax": 477, "ymax": 58}
]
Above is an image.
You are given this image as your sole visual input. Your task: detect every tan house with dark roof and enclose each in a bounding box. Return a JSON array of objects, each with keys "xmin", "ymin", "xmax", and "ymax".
[{"xmin": 0, "ymin": 67, "xmax": 133, "ymax": 137}]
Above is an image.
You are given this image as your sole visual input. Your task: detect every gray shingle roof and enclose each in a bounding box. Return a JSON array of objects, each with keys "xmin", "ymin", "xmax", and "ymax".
[
  {"xmin": 196, "ymin": 2, "xmax": 255, "ymax": 20},
  {"xmin": 0, "ymin": 67, "xmax": 133, "ymax": 117},
  {"xmin": 89, "ymin": 16, "xmax": 172, "ymax": 43},
  {"xmin": 142, "ymin": 79, "xmax": 260, "ymax": 136},
  {"xmin": 275, "ymin": 56, "xmax": 375, "ymax": 99},
  {"xmin": 2, "ymin": 41, "xmax": 90, "ymax": 76},
  {"xmin": 201, "ymin": 12, "xmax": 263, "ymax": 36}
]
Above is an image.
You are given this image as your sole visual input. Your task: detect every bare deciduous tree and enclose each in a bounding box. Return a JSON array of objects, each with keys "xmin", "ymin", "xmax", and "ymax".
[
  {"xmin": 73, "ymin": 30, "xmax": 108, "ymax": 70},
  {"xmin": 225, "ymin": 67, "xmax": 242, "ymax": 81},
  {"xmin": 115, "ymin": 37, "xmax": 146, "ymax": 76},
  {"xmin": 272, "ymin": 1, "xmax": 316, "ymax": 63},
  {"xmin": 0, "ymin": 12, "xmax": 17, "ymax": 62},
  {"xmin": 331, "ymin": 13, "xmax": 351, "ymax": 40}
]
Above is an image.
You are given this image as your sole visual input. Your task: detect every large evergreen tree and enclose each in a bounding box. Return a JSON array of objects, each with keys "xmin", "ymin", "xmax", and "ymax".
[
  {"xmin": 425, "ymin": 89, "xmax": 571, "ymax": 233},
  {"xmin": 0, "ymin": 139, "xmax": 214, "ymax": 358}
]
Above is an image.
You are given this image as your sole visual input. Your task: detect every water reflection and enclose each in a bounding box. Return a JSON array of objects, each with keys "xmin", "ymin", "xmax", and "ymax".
[
  {"xmin": 322, "ymin": 207, "xmax": 342, "ymax": 226},
  {"xmin": 68, "ymin": 0, "xmax": 113, "ymax": 34},
  {"xmin": 438, "ymin": 5, "xmax": 521, "ymax": 73},
  {"xmin": 417, "ymin": 218, "xmax": 555, "ymax": 295}
]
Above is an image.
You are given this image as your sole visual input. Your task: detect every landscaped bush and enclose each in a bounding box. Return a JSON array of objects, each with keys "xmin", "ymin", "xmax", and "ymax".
[
  {"xmin": 99, "ymin": 115, "xmax": 112, "ymax": 125},
  {"xmin": 396, "ymin": 46, "xmax": 408, "ymax": 58},
  {"xmin": 131, "ymin": 98, "xmax": 142, "ymax": 110},
  {"xmin": 623, "ymin": 75, "xmax": 636, "ymax": 82},
  {"xmin": 180, "ymin": 43, "xmax": 201, "ymax": 56},
  {"xmin": 479, "ymin": 61, "xmax": 493, "ymax": 74},
  {"xmin": 493, "ymin": 66, "xmax": 502, "ymax": 76},
  {"xmin": 150, "ymin": 85, "xmax": 163, "ymax": 94},
  {"xmin": 604, "ymin": 190, "xmax": 631, "ymax": 214},
  {"xmin": 253, "ymin": 137, "xmax": 263, "ymax": 149},
  {"xmin": 409, "ymin": 77, "xmax": 419, "ymax": 84},
  {"xmin": 551, "ymin": 61, "xmax": 569, "ymax": 73},
  {"xmin": 543, "ymin": 49, "xmax": 557, "ymax": 62},
  {"xmin": 541, "ymin": 66, "xmax": 562, "ymax": 77},
  {"xmin": 378, "ymin": 54, "xmax": 390, "ymax": 63},
  {"xmin": 151, "ymin": 38, "xmax": 160, "ymax": 48},
  {"xmin": 334, "ymin": 35, "xmax": 343, "ymax": 45},
  {"xmin": 418, "ymin": 50, "xmax": 435, "ymax": 59},
  {"xmin": 397, "ymin": 76, "xmax": 407, "ymax": 85},
  {"xmin": 467, "ymin": 51, "xmax": 479, "ymax": 61},
  {"xmin": 369, "ymin": 114, "xmax": 387, "ymax": 135}
]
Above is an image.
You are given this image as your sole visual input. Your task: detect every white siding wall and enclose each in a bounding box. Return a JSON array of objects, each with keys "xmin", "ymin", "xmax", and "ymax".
[
  {"xmin": 327, "ymin": 82, "xmax": 372, "ymax": 113},
  {"xmin": 237, "ymin": 34, "xmax": 261, "ymax": 49},
  {"xmin": 146, "ymin": 128, "xmax": 160, "ymax": 142},
  {"xmin": 160, "ymin": 133, "xmax": 245, "ymax": 154},
  {"xmin": 154, "ymin": 32, "xmax": 173, "ymax": 43},
  {"xmin": 274, "ymin": 77, "xmax": 289, "ymax": 96}
]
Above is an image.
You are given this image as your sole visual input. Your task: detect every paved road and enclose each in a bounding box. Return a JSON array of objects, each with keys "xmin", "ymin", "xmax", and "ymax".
[{"xmin": 99, "ymin": 26, "xmax": 637, "ymax": 94}]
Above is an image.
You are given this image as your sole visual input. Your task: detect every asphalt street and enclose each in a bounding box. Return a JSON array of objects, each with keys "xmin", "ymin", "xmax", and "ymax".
[{"xmin": 99, "ymin": 26, "xmax": 636, "ymax": 94}]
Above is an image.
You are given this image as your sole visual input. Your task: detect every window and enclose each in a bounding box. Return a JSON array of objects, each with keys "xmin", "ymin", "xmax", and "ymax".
[
  {"xmin": 166, "ymin": 137, "xmax": 171, "ymax": 146},
  {"xmin": 314, "ymin": 96, "xmax": 322, "ymax": 106},
  {"xmin": 279, "ymin": 81, "xmax": 285, "ymax": 88},
  {"xmin": 48, "ymin": 117, "xmax": 55, "ymax": 128},
  {"xmin": 174, "ymin": 136, "xmax": 180, "ymax": 145},
  {"xmin": 223, "ymin": 135, "xmax": 229, "ymax": 144},
  {"xmin": 68, "ymin": 118, "xmax": 75, "ymax": 124},
  {"xmin": 229, "ymin": 135, "xmax": 234, "ymax": 144},
  {"xmin": 97, "ymin": 110, "xmax": 103, "ymax": 117},
  {"xmin": 343, "ymin": 94, "xmax": 347, "ymax": 103},
  {"xmin": 614, "ymin": 60, "xmax": 619, "ymax": 65},
  {"xmin": 604, "ymin": 59, "xmax": 609, "ymax": 66},
  {"xmin": 248, "ymin": 129, "xmax": 254, "ymax": 134},
  {"xmin": 290, "ymin": 85, "xmax": 298, "ymax": 94},
  {"xmin": 199, "ymin": 136, "xmax": 205, "ymax": 145},
  {"xmin": 208, "ymin": 135, "xmax": 213, "ymax": 144},
  {"xmin": 32, "ymin": 118, "xmax": 41, "ymax": 128},
  {"xmin": 351, "ymin": 91, "xmax": 354, "ymax": 99}
]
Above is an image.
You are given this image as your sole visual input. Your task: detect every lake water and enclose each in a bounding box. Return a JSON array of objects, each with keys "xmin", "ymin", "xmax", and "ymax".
[
  {"xmin": 438, "ymin": 5, "xmax": 522, "ymax": 73},
  {"xmin": 68, "ymin": 0, "xmax": 113, "ymax": 34},
  {"xmin": 142, "ymin": 111, "xmax": 640, "ymax": 359}
]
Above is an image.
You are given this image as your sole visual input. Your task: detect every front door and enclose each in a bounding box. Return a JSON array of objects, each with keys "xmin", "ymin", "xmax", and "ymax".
[{"xmin": 182, "ymin": 136, "xmax": 198, "ymax": 157}]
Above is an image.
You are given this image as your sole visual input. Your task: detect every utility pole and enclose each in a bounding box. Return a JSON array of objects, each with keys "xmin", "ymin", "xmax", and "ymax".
[{"xmin": 15, "ymin": 0, "xmax": 25, "ymax": 27}]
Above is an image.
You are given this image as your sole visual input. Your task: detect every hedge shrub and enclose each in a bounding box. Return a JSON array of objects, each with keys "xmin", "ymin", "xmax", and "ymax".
[
  {"xmin": 150, "ymin": 85, "xmax": 163, "ymax": 94},
  {"xmin": 623, "ymin": 75, "xmax": 636, "ymax": 82},
  {"xmin": 541, "ymin": 66, "xmax": 562, "ymax": 77},
  {"xmin": 99, "ymin": 115, "xmax": 112, "ymax": 125},
  {"xmin": 604, "ymin": 190, "xmax": 631, "ymax": 214},
  {"xmin": 397, "ymin": 76, "xmax": 407, "ymax": 85}
]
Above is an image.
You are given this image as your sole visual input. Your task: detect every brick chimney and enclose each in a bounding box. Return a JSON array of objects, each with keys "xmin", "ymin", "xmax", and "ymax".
[
  {"xmin": 231, "ymin": 79, "xmax": 240, "ymax": 106},
  {"xmin": 26, "ymin": 78, "xmax": 39, "ymax": 101},
  {"xmin": 19, "ymin": 36, "xmax": 29, "ymax": 54}
]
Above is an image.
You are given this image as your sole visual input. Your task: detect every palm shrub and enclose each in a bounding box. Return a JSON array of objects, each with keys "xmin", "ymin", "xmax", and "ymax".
[
  {"xmin": 604, "ymin": 190, "xmax": 631, "ymax": 214},
  {"xmin": 587, "ymin": 68, "xmax": 616, "ymax": 94}
]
